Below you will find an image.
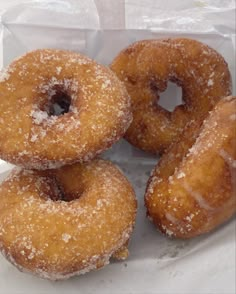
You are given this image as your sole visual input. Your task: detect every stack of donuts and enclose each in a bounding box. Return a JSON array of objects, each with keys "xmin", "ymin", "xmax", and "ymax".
[
  {"xmin": 0, "ymin": 50, "xmax": 137, "ymax": 280},
  {"xmin": 0, "ymin": 38, "xmax": 235, "ymax": 280}
]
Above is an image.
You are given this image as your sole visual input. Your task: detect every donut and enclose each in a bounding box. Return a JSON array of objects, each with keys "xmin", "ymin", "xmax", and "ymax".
[
  {"xmin": 145, "ymin": 96, "xmax": 236, "ymax": 238},
  {"xmin": 0, "ymin": 159, "xmax": 137, "ymax": 280},
  {"xmin": 110, "ymin": 38, "xmax": 232, "ymax": 154},
  {"xmin": 0, "ymin": 49, "xmax": 132, "ymax": 169}
]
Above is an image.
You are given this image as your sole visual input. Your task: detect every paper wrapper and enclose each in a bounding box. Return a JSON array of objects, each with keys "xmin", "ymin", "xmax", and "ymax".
[{"xmin": 0, "ymin": 1, "xmax": 235, "ymax": 293}]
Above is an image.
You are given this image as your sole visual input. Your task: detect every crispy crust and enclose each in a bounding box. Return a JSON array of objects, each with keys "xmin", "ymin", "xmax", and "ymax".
[
  {"xmin": 110, "ymin": 38, "xmax": 232, "ymax": 154},
  {"xmin": 145, "ymin": 96, "xmax": 236, "ymax": 238},
  {"xmin": 0, "ymin": 49, "xmax": 132, "ymax": 169},
  {"xmin": 0, "ymin": 159, "xmax": 137, "ymax": 280}
]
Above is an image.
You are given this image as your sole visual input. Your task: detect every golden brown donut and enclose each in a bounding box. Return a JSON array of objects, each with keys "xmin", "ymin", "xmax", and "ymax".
[
  {"xmin": 0, "ymin": 49, "xmax": 132, "ymax": 169},
  {"xmin": 0, "ymin": 159, "xmax": 137, "ymax": 280},
  {"xmin": 110, "ymin": 38, "xmax": 232, "ymax": 154},
  {"xmin": 145, "ymin": 96, "xmax": 236, "ymax": 239}
]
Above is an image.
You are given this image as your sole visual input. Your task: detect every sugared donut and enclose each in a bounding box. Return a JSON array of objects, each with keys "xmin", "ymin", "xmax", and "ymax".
[
  {"xmin": 0, "ymin": 49, "xmax": 132, "ymax": 169},
  {"xmin": 111, "ymin": 38, "xmax": 232, "ymax": 154},
  {"xmin": 145, "ymin": 96, "xmax": 236, "ymax": 238},
  {"xmin": 0, "ymin": 159, "xmax": 137, "ymax": 280}
]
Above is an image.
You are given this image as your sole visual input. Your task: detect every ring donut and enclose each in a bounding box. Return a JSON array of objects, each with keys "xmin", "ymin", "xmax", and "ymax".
[
  {"xmin": 0, "ymin": 49, "xmax": 132, "ymax": 169},
  {"xmin": 0, "ymin": 159, "xmax": 137, "ymax": 280},
  {"xmin": 111, "ymin": 38, "xmax": 232, "ymax": 154},
  {"xmin": 145, "ymin": 96, "xmax": 236, "ymax": 238}
]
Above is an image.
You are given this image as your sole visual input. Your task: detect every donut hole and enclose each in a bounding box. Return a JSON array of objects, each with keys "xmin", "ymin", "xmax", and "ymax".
[
  {"xmin": 55, "ymin": 184, "xmax": 68, "ymax": 202},
  {"xmin": 153, "ymin": 81, "xmax": 183, "ymax": 112},
  {"xmin": 50, "ymin": 178, "xmax": 83, "ymax": 202},
  {"xmin": 48, "ymin": 86, "xmax": 72, "ymax": 116}
]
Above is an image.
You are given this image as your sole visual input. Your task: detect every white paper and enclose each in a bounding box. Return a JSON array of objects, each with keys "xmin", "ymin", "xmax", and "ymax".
[{"xmin": 0, "ymin": 1, "xmax": 235, "ymax": 293}]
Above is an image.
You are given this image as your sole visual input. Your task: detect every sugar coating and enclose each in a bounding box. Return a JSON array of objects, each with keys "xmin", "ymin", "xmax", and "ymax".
[
  {"xmin": 110, "ymin": 38, "xmax": 232, "ymax": 154},
  {"xmin": 0, "ymin": 49, "xmax": 132, "ymax": 169},
  {"xmin": 61, "ymin": 233, "xmax": 71, "ymax": 243},
  {"xmin": 219, "ymin": 149, "xmax": 236, "ymax": 169},
  {"xmin": 183, "ymin": 182, "xmax": 213, "ymax": 211},
  {"xmin": 0, "ymin": 67, "xmax": 14, "ymax": 82},
  {"xmin": 145, "ymin": 96, "xmax": 236, "ymax": 238},
  {"xmin": 0, "ymin": 159, "xmax": 137, "ymax": 280}
]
